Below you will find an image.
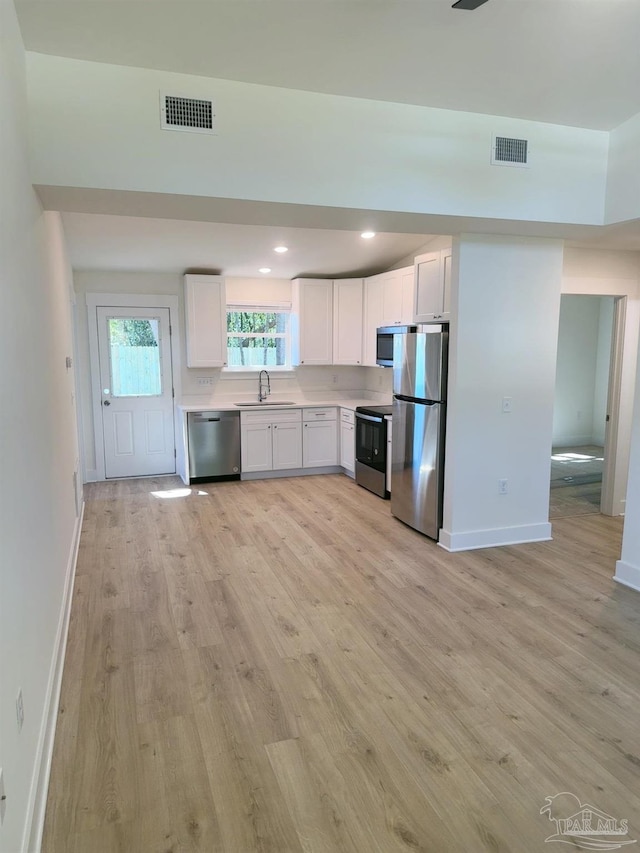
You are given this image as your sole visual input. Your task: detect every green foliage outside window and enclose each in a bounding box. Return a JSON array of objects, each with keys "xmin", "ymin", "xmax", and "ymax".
[
  {"xmin": 108, "ymin": 319, "xmax": 158, "ymax": 347},
  {"xmin": 227, "ymin": 310, "xmax": 289, "ymax": 368}
]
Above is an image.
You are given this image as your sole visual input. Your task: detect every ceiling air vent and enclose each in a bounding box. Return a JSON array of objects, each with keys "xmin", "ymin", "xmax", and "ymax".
[
  {"xmin": 491, "ymin": 136, "xmax": 529, "ymax": 167},
  {"xmin": 160, "ymin": 92, "xmax": 215, "ymax": 135}
]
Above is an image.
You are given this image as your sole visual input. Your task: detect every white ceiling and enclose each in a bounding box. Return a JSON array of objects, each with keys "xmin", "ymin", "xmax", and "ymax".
[
  {"xmin": 60, "ymin": 213, "xmax": 435, "ymax": 277},
  {"xmin": 16, "ymin": 0, "xmax": 640, "ymax": 268},
  {"xmin": 15, "ymin": 0, "xmax": 640, "ymax": 131}
]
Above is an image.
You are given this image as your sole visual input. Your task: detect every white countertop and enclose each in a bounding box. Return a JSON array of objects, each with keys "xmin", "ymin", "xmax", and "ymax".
[{"xmin": 177, "ymin": 394, "xmax": 391, "ymax": 414}]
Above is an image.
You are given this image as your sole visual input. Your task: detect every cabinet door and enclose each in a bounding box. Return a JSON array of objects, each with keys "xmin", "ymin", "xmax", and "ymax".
[
  {"xmin": 362, "ymin": 275, "xmax": 384, "ymax": 366},
  {"xmin": 272, "ymin": 421, "xmax": 302, "ymax": 470},
  {"xmin": 292, "ymin": 279, "xmax": 333, "ymax": 365},
  {"xmin": 414, "ymin": 252, "xmax": 442, "ymax": 322},
  {"xmin": 303, "ymin": 420, "xmax": 338, "ymax": 467},
  {"xmin": 441, "ymin": 249, "xmax": 452, "ymax": 319},
  {"xmin": 399, "ymin": 267, "xmax": 416, "ymax": 324},
  {"xmin": 381, "ymin": 271, "xmax": 404, "ymax": 326},
  {"xmin": 184, "ymin": 274, "xmax": 227, "ymax": 367},
  {"xmin": 340, "ymin": 421, "xmax": 355, "ymax": 473},
  {"xmin": 333, "ymin": 279, "xmax": 363, "ymax": 365},
  {"xmin": 241, "ymin": 423, "xmax": 273, "ymax": 472}
]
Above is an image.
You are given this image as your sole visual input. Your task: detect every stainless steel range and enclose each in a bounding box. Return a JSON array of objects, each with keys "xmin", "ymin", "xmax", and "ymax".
[{"xmin": 354, "ymin": 404, "xmax": 393, "ymax": 499}]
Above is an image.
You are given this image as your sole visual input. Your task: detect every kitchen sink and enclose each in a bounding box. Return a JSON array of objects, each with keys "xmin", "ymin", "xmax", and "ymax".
[{"xmin": 234, "ymin": 401, "xmax": 296, "ymax": 407}]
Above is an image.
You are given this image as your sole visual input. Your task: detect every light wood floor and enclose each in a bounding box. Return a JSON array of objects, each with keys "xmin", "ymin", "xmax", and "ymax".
[{"xmin": 43, "ymin": 475, "xmax": 640, "ymax": 853}]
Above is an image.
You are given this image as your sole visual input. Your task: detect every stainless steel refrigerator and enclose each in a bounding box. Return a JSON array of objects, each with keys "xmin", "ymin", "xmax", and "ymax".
[{"xmin": 391, "ymin": 325, "xmax": 448, "ymax": 540}]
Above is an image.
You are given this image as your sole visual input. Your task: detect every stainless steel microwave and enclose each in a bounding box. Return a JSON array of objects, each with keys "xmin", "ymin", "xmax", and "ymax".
[{"xmin": 376, "ymin": 325, "xmax": 417, "ymax": 367}]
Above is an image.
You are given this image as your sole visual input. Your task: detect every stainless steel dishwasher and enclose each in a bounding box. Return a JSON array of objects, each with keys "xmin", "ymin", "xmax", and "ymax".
[{"xmin": 187, "ymin": 411, "xmax": 241, "ymax": 482}]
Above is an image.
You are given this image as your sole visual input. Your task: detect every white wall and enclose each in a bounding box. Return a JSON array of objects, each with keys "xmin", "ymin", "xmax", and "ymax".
[
  {"xmin": 391, "ymin": 235, "xmax": 453, "ymax": 269},
  {"xmin": 561, "ymin": 248, "xmax": 640, "ymax": 515},
  {"xmin": 593, "ymin": 297, "xmax": 614, "ymax": 445},
  {"xmin": 0, "ymin": 5, "xmax": 80, "ymax": 850},
  {"xmin": 605, "ymin": 110, "xmax": 640, "ymax": 225},
  {"xmin": 615, "ymin": 329, "xmax": 640, "ymax": 592},
  {"xmin": 26, "ymin": 53, "xmax": 609, "ymax": 226},
  {"xmin": 552, "ymin": 295, "xmax": 611, "ymax": 447},
  {"xmin": 441, "ymin": 234, "xmax": 564, "ymax": 551}
]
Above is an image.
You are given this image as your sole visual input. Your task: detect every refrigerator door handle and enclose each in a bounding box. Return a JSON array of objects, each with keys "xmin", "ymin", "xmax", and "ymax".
[{"xmin": 395, "ymin": 394, "xmax": 440, "ymax": 406}]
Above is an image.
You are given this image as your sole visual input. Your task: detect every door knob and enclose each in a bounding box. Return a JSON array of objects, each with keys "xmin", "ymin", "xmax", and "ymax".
[{"xmin": 103, "ymin": 400, "xmax": 111, "ymax": 406}]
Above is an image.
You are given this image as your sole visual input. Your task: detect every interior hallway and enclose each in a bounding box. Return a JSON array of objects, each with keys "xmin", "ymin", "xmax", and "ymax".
[
  {"xmin": 43, "ymin": 474, "xmax": 639, "ymax": 852},
  {"xmin": 550, "ymin": 444, "xmax": 604, "ymax": 519}
]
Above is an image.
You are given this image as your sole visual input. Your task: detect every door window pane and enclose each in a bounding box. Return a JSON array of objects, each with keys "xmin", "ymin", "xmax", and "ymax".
[{"xmin": 108, "ymin": 318, "xmax": 162, "ymax": 396}]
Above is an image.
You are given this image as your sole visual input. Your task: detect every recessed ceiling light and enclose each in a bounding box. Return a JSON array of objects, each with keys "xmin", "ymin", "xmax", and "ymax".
[
  {"xmin": 274, "ymin": 245, "xmax": 288, "ymax": 253},
  {"xmin": 361, "ymin": 231, "xmax": 376, "ymax": 239},
  {"xmin": 259, "ymin": 267, "xmax": 271, "ymax": 274}
]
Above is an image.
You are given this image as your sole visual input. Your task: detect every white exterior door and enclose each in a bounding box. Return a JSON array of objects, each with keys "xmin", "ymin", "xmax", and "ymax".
[{"xmin": 97, "ymin": 306, "xmax": 175, "ymax": 478}]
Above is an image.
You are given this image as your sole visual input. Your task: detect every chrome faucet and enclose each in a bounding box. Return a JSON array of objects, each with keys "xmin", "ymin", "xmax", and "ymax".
[{"xmin": 258, "ymin": 369, "xmax": 271, "ymax": 402}]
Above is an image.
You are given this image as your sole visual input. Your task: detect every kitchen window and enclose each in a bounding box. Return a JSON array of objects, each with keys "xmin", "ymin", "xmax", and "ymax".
[{"xmin": 226, "ymin": 305, "xmax": 292, "ymax": 370}]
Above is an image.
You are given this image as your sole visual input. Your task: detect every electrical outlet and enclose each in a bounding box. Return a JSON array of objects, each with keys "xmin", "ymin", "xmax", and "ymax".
[
  {"xmin": 0, "ymin": 767, "xmax": 6, "ymax": 825},
  {"xmin": 16, "ymin": 689, "xmax": 24, "ymax": 732},
  {"xmin": 498, "ymin": 479, "xmax": 508, "ymax": 495},
  {"xmin": 196, "ymin": 377, "xmax": 214, "ymax": 387},
  {"xmin": 332, "ymin": 374, "xmax": 338, "ymax": 384}
]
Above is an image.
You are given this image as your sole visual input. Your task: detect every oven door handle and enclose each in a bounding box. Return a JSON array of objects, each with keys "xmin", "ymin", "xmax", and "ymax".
[{"xmin": 356, "ymin": 413, "xmax": 384, "ymax": 424}]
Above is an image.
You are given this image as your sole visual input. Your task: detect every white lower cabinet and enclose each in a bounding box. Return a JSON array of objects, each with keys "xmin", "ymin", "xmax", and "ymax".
[
  {"xmin": 339, "ymin": 408, "xmax": 355, "ymax": 474},
  {"xmin": 241, "ymin": 410, "xmax": 302, "ymax": 473},
  {"xmin": 302, "ymin": 407, "xmax": 338, "ymax": 467},
  {"xmin": 272, "ymin": 421, "xmax": 303, "ymax": 469}
]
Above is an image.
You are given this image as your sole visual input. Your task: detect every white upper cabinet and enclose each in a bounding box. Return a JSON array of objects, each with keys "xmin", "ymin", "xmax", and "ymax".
[
  {"xmin": 184, "ymin": 274, "xmax": 227, "ymax": 367},
  {"xmin": 362, "ymin": 266, "xmax": 414, "ymax": 366},
  {"xmin": 333, "ymin": 278, "xmax": 363, "ymax": 365},
  {"xmin": 292, "ymin": 278, "xmax": 333, "ymax": 365},
  {"xmin": 362, "ymin": 273, "xmax": 384, "ymax": 367},
  {"xmin": 414, "ymin": 249, "xmax": 452, "ymax": 323},
  {"xmin": 380, "ymin": 266, "xmax": 415, "ymax": 327}
]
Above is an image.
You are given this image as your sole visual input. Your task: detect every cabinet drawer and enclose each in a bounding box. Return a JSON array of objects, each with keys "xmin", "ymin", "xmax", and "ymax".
[
  {"xmin": 302, "ymin": 407, "xmax": 337, "ymax": 421},
  {"xmin": 340, "ymin": 408, "xmax": 355, "ymax": 425},
  {"xmin": 241, "ymin": 409, "xmax": 302, "ymax": 425}
]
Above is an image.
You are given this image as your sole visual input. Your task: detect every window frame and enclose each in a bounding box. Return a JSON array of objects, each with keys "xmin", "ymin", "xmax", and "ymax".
[{"xmin": 224, "ymin": 303, "xmax": 293, "ymax": 372}]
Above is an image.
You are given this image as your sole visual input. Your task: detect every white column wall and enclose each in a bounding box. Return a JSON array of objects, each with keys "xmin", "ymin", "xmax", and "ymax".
[
  {"xmin": 440, "ymin": 235, "xmax": 563, "ymax": 551},
  {"xmin": 605, "ymin": 111, "xmax": 640, "ymax": 225},
  {"xmin": 615, "ymin": 334, "xmax": 640, "ymax": 593},
  {"xmin": 0, "ymin": 5, "xmax": 81, "ymax": 850}
]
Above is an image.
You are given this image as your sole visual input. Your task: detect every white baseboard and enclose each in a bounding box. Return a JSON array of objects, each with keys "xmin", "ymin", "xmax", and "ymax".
[
  {"xmin": 23, "ymin": 502, "xmax": 85, "ymax": 853},
  {"xmin": 241, "ymin": 466, "xmax": 343, "ymax": 481},
  {"xmin": 85, "ymin": 468, "xmax": 98, "ymax": 483},
  {"xmin": 614, "ymin": 560, "xmax": 640, "ymax": 593},
  {"xmin": 439, "ymin": 522, "xmax": 552, "ymax": 552}
]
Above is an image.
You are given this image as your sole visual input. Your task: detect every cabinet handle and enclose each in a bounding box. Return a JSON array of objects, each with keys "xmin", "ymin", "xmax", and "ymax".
[{"xmin": 274, "ymin": 425, "xmax": 277, "ymax": 429}]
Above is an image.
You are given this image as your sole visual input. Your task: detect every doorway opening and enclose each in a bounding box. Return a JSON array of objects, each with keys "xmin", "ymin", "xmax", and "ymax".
[
  {"xmin": 87, "ymin": 293, "xmax": 181, "ymax": 481},
  {"xmin": 550, "ymin": 294, "xmax": 619, "ymax": 519}
]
